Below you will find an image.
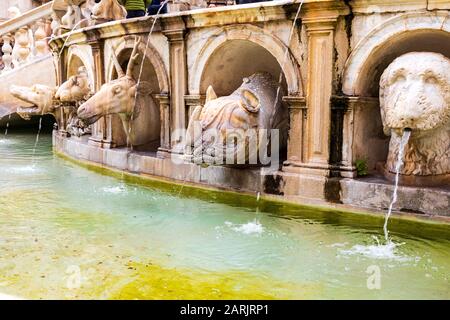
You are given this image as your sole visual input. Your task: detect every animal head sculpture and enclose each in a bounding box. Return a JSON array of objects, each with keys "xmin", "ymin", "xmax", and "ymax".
[
  {"xmin": 77, "ymin": 37, "xmax": 142, "ymax": 126},
  {"xmin": 56, "ymin": 66, "xmax": 92, "ymax": 103},
  {"xmin": 379, "ymin": 52, "xmax": 450, "ymax": 182},
  {"xmin": 10, "ymin": 84, "xmax": 57, "ymax": 120},
  {"xmin": 77, "ymin": 37, "xmax": 159, "ymax": 147},
  {"xmin": 185, "ymin": 72, "xmax": 288, "ymax": 165}
]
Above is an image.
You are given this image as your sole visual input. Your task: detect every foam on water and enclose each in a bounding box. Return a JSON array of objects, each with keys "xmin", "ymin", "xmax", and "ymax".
[
  {"xmin": 102, "ymin": 185, "xmax": 127, "ymax": 194},
  {"xmin": 0, "ymin": 139, "xmax": 13, "ymax": 145},
  {"xmin": 5, "ymin": 165, "xmax": 39, "ymax": 174},
  {"xmin": 339, "ymin": 236, "xmax": 410, "ymax": 261},
  {"xmin": 225, "ymin": 220, "xmax": 264, "ymax": 235}
]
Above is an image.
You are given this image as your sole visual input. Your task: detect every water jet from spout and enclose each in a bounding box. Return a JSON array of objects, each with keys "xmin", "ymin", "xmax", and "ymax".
[{"xmin": 383, "ymin": 129, "xmax": 411, "ymax": 242}]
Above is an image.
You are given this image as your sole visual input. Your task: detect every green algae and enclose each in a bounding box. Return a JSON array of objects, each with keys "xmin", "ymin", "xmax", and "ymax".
[{"xmin": 110, "ymin": 262, "xmax": 321, "ymax": 300}]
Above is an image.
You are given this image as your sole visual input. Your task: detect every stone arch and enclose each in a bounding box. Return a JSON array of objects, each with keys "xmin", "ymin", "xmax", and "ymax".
[
  {"xmin": 105, "ymin": 36, "xmax": 169, "ymax": 93},
  {"xmin": 66, "ymin": 46, "xmax": 95, "ymax": 88},
  {"xmin": 343, "ymin": 11, "xmax": 450, "ymax": 96},
  {"xmin": 189, "ymin": 24, "xmax": 302, "ymax": 96}
]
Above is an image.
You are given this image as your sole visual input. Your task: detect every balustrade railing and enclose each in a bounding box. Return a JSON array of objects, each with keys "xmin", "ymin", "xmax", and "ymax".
[
  {"xmin": 0, "ymin": 0, "xmax": 244, "ymax": 74},
  {"xmin": 0, "ymin": 2, "xmax": 53, "ymax": 74}
]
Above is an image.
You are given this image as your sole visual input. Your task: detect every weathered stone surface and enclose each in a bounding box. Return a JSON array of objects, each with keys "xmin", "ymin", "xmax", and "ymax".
[
  {"xmin": 340, "ymin": 178, "xmax": 450, "ymax": 216},
  {"xmin": 185, "ymin": 72, "xmax": 287, "ymax": 165}
]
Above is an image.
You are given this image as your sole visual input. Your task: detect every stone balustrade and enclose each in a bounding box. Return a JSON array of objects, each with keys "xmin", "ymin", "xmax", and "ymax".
[{"xmin": 0, "ymin": 2, "xmax": 53, "ymax": 74}]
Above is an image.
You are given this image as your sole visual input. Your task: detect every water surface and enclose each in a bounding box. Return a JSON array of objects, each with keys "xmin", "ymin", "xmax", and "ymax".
[{"xmin": 0, "ymin": 132, "xmax": 449, "ymax": 299}]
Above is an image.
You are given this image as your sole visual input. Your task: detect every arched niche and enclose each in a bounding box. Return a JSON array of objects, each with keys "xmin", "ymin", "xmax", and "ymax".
[
  {"xmin": 348, "ymin": 30, "xmax": 450, "ymax": 97},
  {"xmin": 190, "ymin": 25, "xmax": 302, "ymax": 96},
  {"xmin": 194, "ymin": 34, "xmax": 296, "ymax": 163},
  {"xmin": 66, "ymin": 47, "xmax": 95, "ymax": 88},
  {"xmin": 105, "ymin": 37, "xmax": 168, "ymax": 152},
  {"xmin": 341, "ymin": 12, "xmax": 450, "ymax": 174},
  {"xmin": 343, "ymin": 11, "xmax": 450, "ymax": 97},
  {"xmin": 200, "ymin": 39, "xmax": 287, "ymax": 97}
]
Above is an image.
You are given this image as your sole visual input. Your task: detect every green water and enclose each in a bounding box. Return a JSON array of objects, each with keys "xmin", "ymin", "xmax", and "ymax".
[{"xmin": 0, "ymin": 132, "xmax": 448, "ymax": 299}]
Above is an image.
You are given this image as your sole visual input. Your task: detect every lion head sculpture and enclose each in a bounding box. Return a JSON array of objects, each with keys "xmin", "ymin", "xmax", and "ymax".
[{"xmin": 379, "ymin": 52, "xmax": 450, "ymax": 185}]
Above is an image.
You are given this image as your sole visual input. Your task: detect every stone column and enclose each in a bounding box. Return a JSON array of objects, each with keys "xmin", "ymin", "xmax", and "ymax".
[
  {"xmin": 156, "ymin": 93, "xmax": 171, "ymax": 158},
  {"xmin": 162, "ymin": 17, "xmax": 187, "ymax": 154}
]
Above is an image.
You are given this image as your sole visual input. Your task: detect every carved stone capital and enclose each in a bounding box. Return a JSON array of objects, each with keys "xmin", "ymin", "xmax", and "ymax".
[
  {"xmin": 184, "ymin": 94, "xmax": 205, "ymax": 106},
  {"xmin": 303, "ymin": 18, "xmax": 337, "ymax": 33},
  {"xmin": 162, "ymin": 16, "xmax": 186, "ymax": 42},
  {"xmin": 282, "ymin": 96, "xmax": 307, "ymax": 110}
]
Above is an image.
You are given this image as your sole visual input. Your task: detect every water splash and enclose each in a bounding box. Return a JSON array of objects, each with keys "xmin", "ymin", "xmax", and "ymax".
[
  {"xmin": 383, "ymin": 129, "xmax": 411, "ymax": 242},
  {"xmin": 0, "ymin": 138, "xmax": 13, "ymax": 145},
  {"xmin": 225, "ymin": 220, "xmax": 264, "ymax": 235},
  {"xmin": 6, "ymin": 165, "xmax": 39, "ymax": 174},
  {"xmin": 340, "ymin": 130, "xmax": 411, "ymax": 260},
  {"xmin": 339, "ymin": 236, "xmax": 409, "ymax": 261},
  {"xmin": 102, "ymin": 185, "xmax": 127, "ymax": 194}
]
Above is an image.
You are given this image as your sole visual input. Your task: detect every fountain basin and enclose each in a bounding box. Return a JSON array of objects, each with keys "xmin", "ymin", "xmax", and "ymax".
[
  {"xmin": 1, "ymin": 131, "xmax": 449, "ymax": 300},
  {"xmin": 54, "ymin": 131, "xmax": 450, "ymax": 219}
]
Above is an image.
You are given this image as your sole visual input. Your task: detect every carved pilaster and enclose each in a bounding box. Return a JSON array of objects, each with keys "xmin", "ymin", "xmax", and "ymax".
[
  {"xmin": 53, "ymin": 45, "xmax": 68, "ymax": 135},
  {"xmin": 88, "ymin": 40, "xmax": 111, "ymax": 148},
  {"xmin": 162, "ymin": 17, "xmax": 187, "ymax": 154},
  {"xmin": 296, "ymin": 18, "xmax": 337, "ymax": 176},
  {"xmin": 338, "ymin": 96, "xmax": 357, "ymax": 178},
  {"xmin": 282, "ymin": 96, "xmax": 307, "ymax": 165}
]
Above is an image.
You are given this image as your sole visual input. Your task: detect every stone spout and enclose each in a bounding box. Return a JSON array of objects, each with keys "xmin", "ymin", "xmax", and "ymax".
[{"xmin": 10, "ymin": 84, "xmax": 57, "ymax": 120}]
